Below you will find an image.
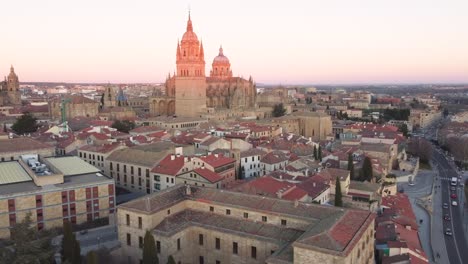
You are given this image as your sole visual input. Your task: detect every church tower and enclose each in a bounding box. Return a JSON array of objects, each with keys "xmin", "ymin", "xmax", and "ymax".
[
  {"xmin": 6, "ymin": 65, "xmax": 20, "ymax": 105},
  {"xmin": 174, "ymin": 13, "xmax": 207, "ymax": 117}
]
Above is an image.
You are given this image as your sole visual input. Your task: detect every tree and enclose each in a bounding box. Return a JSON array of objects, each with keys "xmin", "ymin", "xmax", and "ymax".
[
  {"xmin": 313, "ymin": 145, "xmax": 318, "ymax": 160},
  {"xmin": 347, "ymin": 153, "xmax": 355, "ymax": 180},
  {"xmin": 11, "ymin": 112, "xmax": 38, "ymax": 135},
  {"xmin": 1, "ymin": 212, "xmax": 55, "ymax": 263},
  {"xmin": 62, "ymin": 221, "xmax": 81, "ymax": 264},
  {"xmin": 407, "ymin": 137, "xmax": 432, "ymax": 164},
  {"xmin": 397, "ymin": 123, "xmax": 409, "ymax": 138},
  {"xmin": 334, "ymin": 176, "xmax": 343, "ymax": 207},
  {"xmin": 111, "ymin": 120, "xmax": 136, "ymax": 133},
  {"xmin": 142, "ymin": 230, "xmax": 158, "ymax": 264},
  {"xmin": 167, "ymin": 255, "xmax": 176, "ymax": 264},
  {"xmin": 272, "ymin": 103, "xmax": 286, "ymax": 117},
  {"xmin": 318, "ymin": 146, "xmax": 322, "ymax": 161},
  {"xmin": 87, "ymin": 250, "xmax": 99, "ymax": 264},
  {"xmin": 360, "ymin": 157, "xmax": 374, "ymax": 182},
  {"xmin": 100, "ymin": 93, "xmax": 105, "ymax": 109}
]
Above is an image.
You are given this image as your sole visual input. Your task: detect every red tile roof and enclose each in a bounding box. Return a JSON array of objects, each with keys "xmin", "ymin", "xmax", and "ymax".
[
  {"xmin": 329, "ymin": 210, "xmax": 374, "ymax": 249},
  {"xmin": 199, "ymin": 154, "xmax": 235, "ymax": 168},
  {"xmin": 152, "ymin": 154, "xmax": 185, "ymax": 176},
  {"xmin": 193, "ymin": 167, "xmax": 223, "ymax": 183}
]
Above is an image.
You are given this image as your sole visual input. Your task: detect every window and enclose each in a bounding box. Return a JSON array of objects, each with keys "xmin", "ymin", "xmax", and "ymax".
[
  {"xmin": 126, "ymin": 233, "xmax": 131, "ymax": 246},
  {"xmin": 215, "ymin": 238, "xmax": 220, "ymax": 250},
  {"xmin": 251, "ymin": 246, "xmax": 257, "ymax": 259},
  {"xmin": 139, "ymin": 236, "xmax": 143, "ymax": 248},
  {"xmin": 131, "ymin": 166, "xmax": 134, "ymax": 174},
  {"xmin": 167, "ymin": 209, "xmax": 171, "ymax": 215},
  {"xmin": 117, "ymin": 164, "xmax": 120, "ymax": 172},
  {"xmin": 156, "ymin": 241, "xmax": 161, "ymax": 253},
  {"xmin": 154, "ymin": 183, "xmax": 160, "ymax": 190},
  {"xmin": 243, "ymin": 212, "xmax": 248, "ymax": 219},
  {"xmin": 154, "ymin": 175, "xmax": 160, "ymax": 181},
  {"xmin": 216, "ymin": 261, "xmax": 220, "ymax": 264},
  {"xmin": 199, "ymin": 234, "xmax": 204, "ymax": 245},
  {"xmin": 226, "ymin": 209, "xmax": 231, "ymax": 215},
  {"xmin": 199, "ymin": 256, "xmax": 204, "ymax": 264},
  {"xmin": 123, "ymin": 165, "xmax": 127, "ymax": 173},
  {"xmin": 138, "ymin": 168, "xmax": 141, "ymax": 176},
  {"xmin": 233, "ymin": 242, "xmax": 238, "ymax": 254},
  {"xmin": 138, "ymin": 217, "xmax": 142, "ymax": 229},
  {"xmin": 126, "ymin": 214, "xmax": 130, "ymax": 226},
  {"xmin": 171, "ymin": 178, "xmax": 174, "ymax": 184},
  {"xmin": 281, "ymin": 219, "xmax": 287, "ymax": 226},
  {"xmin": 177, "ymin": 238, "xmax": 181, "ymax": 250},
  {"xmin": 209, "ymin": 206, "xmax": 214, "ymax": 212},
  {"xmin": 262, "ymin": 216, "xmax": 267, "ymax": 222},
  {"xmin": 271, "ymin": 250, "xmax": 275, "ymax": 255}
]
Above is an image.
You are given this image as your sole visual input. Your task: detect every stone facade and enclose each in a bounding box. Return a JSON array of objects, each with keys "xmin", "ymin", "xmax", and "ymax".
[
  {"xmin": 116, "ymin": 185, "xmax": 375, "ymax": 264},
  {"xmin": 292, "ymin": 111, "xmax": 333, "ymax": 141},
  {"xmin": 49, "ymin": 95, "xmax": 100, "ymax": 121}
]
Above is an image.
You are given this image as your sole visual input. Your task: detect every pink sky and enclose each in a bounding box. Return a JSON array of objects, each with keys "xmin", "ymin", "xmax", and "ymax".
[{"xmin": 1, "ymin": 0, "xmax": 468, "ymax": 84}]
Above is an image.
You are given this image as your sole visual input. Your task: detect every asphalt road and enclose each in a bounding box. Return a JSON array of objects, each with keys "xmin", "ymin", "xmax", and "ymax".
[{"xmin": 432, "ymin": 149, "xmax": 468, "ymax": 264}]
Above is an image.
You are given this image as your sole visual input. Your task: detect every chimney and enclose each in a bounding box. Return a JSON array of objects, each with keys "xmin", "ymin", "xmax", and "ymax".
[
  {"xmin": 185, "ymin": 185, "xmax": 191, "ymax": 195},
  {"xmin": 294, "ymin": 200, "xmax": 299, "ymax": 208},
  {"xmin": 214, "ymin": 153, "xmax": 219, "ymax": 158},
  {"xmin": 208, "ymin": 151, "xmax": 212, "ymax": 155},
  {"xmin": 170, "ymin": 154, "xmax": 175, "ymax": 160},
  {"xmin": 184, "ymin": 157, "xmax": 188, "ymax": 163},
  {"xmin": 313, "ymin": 182, "xmax": 316, "ymax": 187},
  {"xmin": 176, "ymin": 153, "xmax": 180, "ymax": 157}
]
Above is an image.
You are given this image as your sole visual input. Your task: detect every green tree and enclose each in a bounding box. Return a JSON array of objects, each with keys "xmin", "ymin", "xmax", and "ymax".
[
  {"xmin": 142, "ymin": 230, "xmax": 158, "ymax": 264},
  {"xmin": 272, "ymin": 103, "xmax": 286, "ymax": 117},
  {"xmin": 1, "ymin": 212, "xmax": 55, "ymax": 263},
  {"xmin": 397, "ymin": 123, "xmax": 409, "ymax": 138},
  {"xmin": 111, "ymin": 120, "xmax": 136, "ymax": 133},
  {"xmin": 11, "ymin": 112, "xmax": 38, "ymax": 135},
  {"xmin": 167, "ymin": 255, "xmax": 176, "ymax": 264},
  {"xmin": 86, "ymin": 250, "xmax": 99, "ymax": 264},
  {"xmin": 62, "ymin": 221, "xmax": 81, "ymax": 264},
  {"xmin": 318, "ymin": 145, "xmax": 322, "ymax": 161},
  {"xmin": 361, "ymin": 157, "xmax": 374, "ymax": 182},
  {"xmin": 347, "ymin": 153, "xmax": 355, "ymax": 180},
  {"xmin": 313, "ymin": 145, "xmax": 318, "ymax": 160},
  {"xmin": 100, "ymin": 93, "xmax": 105, "ymax": 109},
  {"xmin": 334, "ymin": 176, "xmax": 343, "ymax": 207}
]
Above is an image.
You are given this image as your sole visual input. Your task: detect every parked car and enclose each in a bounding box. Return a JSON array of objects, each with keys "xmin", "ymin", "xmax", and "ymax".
[
  {"xmin": 443, "ymin": 203, "xmax": 449, "ymax": 209},
  {"xmin": 451, "ymin": 186, "xmax": 456, "ymax": 191},
  {"xmin": 451, "ymin": 193, "xmax": 457, "ymax": 199},
  {"xmin": 452, "ymin": 201, "xmax": 458, "ymax": 206}
]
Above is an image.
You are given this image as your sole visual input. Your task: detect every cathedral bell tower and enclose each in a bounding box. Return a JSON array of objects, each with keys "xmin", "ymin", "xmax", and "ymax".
[{"xmin": 174, "ymin": 13, "xmax": 207, "ymax": 117}]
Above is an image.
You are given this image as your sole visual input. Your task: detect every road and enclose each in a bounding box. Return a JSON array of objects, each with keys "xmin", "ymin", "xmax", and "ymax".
[{"xmin": 432, "ymin": 149, "xmax": 468, "ymax": 264}]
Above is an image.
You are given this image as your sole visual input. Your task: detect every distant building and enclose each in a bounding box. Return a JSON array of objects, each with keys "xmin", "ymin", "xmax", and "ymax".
[
  {"xmin": 0, "ymin": 138, "xmax": 55, "ymax": 162},
  {"xmin": 0, "ymin": 66, "xmax": 21, "ymax": 106},
  {"xmin": 291, "ymin": 111, "xmax": 333, "ymax": 141},
  {"xmin": 0, "ymin": 156, "xmax": 115, "ymax": 238},
  {"xmin": 49, "ymin": 95, "xmax": 100, "ymax": 121}
]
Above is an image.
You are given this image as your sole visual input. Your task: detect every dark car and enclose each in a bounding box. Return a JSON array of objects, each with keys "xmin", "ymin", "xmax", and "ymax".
[{"xmin": 451, "ymin": 193, "xmax": 457, "ymax": 199}]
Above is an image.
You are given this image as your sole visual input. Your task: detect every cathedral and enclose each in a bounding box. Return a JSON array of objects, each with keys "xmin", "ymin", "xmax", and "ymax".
[
  {"xmin": 150, "ymin": 14, "xmax": 257, "ymax": 117},
  {"xmin": 0, "ymin": 66, "xmax": 21, "ymax": 106}
]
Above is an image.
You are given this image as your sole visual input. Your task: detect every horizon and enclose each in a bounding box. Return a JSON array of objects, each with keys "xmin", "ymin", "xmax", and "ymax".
[{"xmin": 2, "ymin": 0, "xmax": 468, "ymax": 84}]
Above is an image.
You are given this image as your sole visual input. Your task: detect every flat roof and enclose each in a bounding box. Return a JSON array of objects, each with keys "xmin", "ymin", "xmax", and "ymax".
[
  {"xmin": 45, "ymin": 156, "xmax": 100, "ymax": 176},
  {"xmin": 0, "ymin": 161, "xmax": 32, "ymax": 185}
]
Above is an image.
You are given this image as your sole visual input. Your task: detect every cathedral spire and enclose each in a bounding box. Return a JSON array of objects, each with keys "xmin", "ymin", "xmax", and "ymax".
[
  {"xmin": 200, "ymin": 40, "xmax": 205, "ymax": 59},
  {"xmin": 219, "ymin": 45, "xmax": 223, "ymax": 56},
  {"xmin": 10, "ymin": 65, "xmax": 14, "ymax": 73},
  {"xmin": 186, "ymin": 11, "xmax": 193, "ymax": 32}
]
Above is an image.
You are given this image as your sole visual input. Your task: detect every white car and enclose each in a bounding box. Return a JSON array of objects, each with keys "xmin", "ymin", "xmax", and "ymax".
[{"xmin": 452, "ymin": 201, "xmax": 458, "ymax": 206}]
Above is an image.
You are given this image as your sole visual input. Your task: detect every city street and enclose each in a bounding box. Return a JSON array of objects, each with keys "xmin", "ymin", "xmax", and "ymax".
[{"xmin": 432, "ymin": 149, "xmax": 468, "ymax": 264}]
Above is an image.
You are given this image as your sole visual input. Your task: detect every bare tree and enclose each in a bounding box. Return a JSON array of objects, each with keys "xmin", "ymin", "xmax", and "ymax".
[{"xmin": 407, "ymin": 137, "xmax": 433, "ymax": 164}]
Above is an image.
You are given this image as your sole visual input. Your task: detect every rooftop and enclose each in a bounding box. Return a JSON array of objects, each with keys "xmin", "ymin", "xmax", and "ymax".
[
  {"xmin": 0, "ymin": 138, "xmax": 54, "ymax": 153},
  {"xmin": 0, "ymin": 161, "xmax": 32, "ymax": 185},
  {"xmin": 45, "ymin": 156, "xmax": 100, "ymax": 176}
]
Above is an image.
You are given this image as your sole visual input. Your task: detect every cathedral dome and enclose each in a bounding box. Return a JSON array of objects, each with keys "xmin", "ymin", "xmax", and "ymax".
[
  {"xmin": 212, "ymin": 47, "xmax": 230, "ymax": 64},
  {"xmin": 181, "ymin": 14, "xmax": 199, "ymax": 43}
]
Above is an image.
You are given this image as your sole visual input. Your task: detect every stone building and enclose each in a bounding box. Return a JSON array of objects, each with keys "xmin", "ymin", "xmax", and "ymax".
[
  {"xmin": 49, "ymin": 95, "xmax": 100, "ymax": 121},
  {"xmin": 0, "ymin": 137, "xmax": 55, "ymax": 162},
  {"xmin": 149, "ymin": 14, "xmax": 257, "ymax": 117},
  {"xmin": 116, "ymin": 185, "xmax": 375, "ymax": 264},
  {"xmin": 0, "ymin": 66, "xmax": 21, "ymax": 106},
  {"xmin": 0, "ymin": 156, "xmax": 115, "ymax": 238},
  {"xmin": 291, "ymin": 111, "xmax": 333, "ymax": 141}
]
